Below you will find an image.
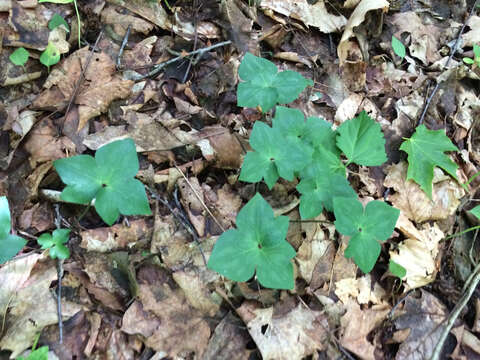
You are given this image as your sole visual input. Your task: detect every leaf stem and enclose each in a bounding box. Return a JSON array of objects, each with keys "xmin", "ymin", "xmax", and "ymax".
[
  {"xmin": 73, "ymin": 0, "xmax": 81, "ymax": 48},
  {"xmin": 466, "ymin": 170, "xmax": 480, "ymax": 186},
  {"xmin": 444, "ymin": 225, "xmax": 480, "ymax": 240}
]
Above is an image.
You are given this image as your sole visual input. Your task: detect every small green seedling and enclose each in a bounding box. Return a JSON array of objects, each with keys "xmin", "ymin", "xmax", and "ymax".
[
  {"xmin": 9, "ymin": 47, "xmax": 30, "ymax": 67},
  {"xmin": 39, "ymin": 0, "xmax": 81, "ymax": 48},
  {"xmin": 53, "ymin": 138, "xmax": 151, "ymax": 226},
  {"xmin": 40, "ymin": 42, "xmax": 61, "ymax": 69},
  {"xmin": 471, "ymin": 205, "xmax": 480, "ymax": 220},
  {"xmin": 208, "ymin": 193, "xmax": 296, "ymax": 289},
  {"xmin": 400, "ymin": 124, "xmax": 459, "ymax": 198},
  {"xmin": 0, "ymin": 196, "xmax": 26, "ymax": 264},
  {"xmin": 37, "ymin": 229, "xmax": 71, "ymax": 259},
  {"xmin": 48, "ymin": 13, "xmax": 70, "ymax": 32},
  {"xmin": 237, "ymin": 52, "xmax": 313, "ymax": 112},
  {"xmin": 463, "ymin": 44, "xmax": 480, "ymax": 67},
  {"xmin": 333, "ymin": 197, "xmax": 400, "ymax": 273},
  {"xmin": 392, "ymin": 35, "xmax": 406, "ymax": 59},
  {"xmin": 18, "ymin": 346, "xmax": 48, "ymax": 360}
]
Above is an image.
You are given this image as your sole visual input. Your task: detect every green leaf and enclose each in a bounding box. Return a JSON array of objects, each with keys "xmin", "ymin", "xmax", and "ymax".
[
  {"xmin": 470, "ymin": 205, "xmax": 480, "ymax": 220},
  {"xmin": 237, "ymin": 53, "xmax": 312, "ymax": 112},
  {"xmin": 207, "ymin": 193, "xmax": 296, "ymax": 289},
  {"xmin": 17, "ymin": 346, "xmax": 49, "ymax": 360},
  {"xmin": 54, "ymin": 138, "xmax": 151, "ymax": 226},
  {"xmin": 9, "ymin": 47, "xmax": 30, "ymax": 66},
  {"xmin": 40, "ymin": 42, "xmax": 61, "ymax": 67},
  {"xmin": 239, "ymin": 111, "xmax": 313, "ymax": 189},
  {"xmin": 298, "ymin": 173, "xmax": 356, "ymax": 219},
  {"xmin": 399, "ymin": 124, "xmax": 459, "ymax": 198},
  {"xmin": 392, "ymin": 35, "xmax": 406, "ymax": 59},
  {"xmin": 37, "ymin": 229, "xmax": 71, "ymax": 259},
  {"xmin": 389, "ymin": 260, "xmax": 406, "ymax": 278},
  {"xmin": 333, "ymin": 197, "xmax": 399, "ymax": 273},
  {"xmin": 0, "ymin": 197, "xmax": 27, "ymax": 264},
  {"xmin": 49, "ymin": 13, "xmax": 70, "ymax": 32},
  {"xmin": 463, "ymin": 57, "xmax": 475, "ymax": 65},
  {"xmin": 39, "ymin": 0, "xmax": 73, "ymax": 3},
  {"xmin": 474, "ymin": 44, "xmax": 480, "ymax": 59},
  {"xmin": 336, "ymin": 111, "xmax": 387, "ymax": 166}
]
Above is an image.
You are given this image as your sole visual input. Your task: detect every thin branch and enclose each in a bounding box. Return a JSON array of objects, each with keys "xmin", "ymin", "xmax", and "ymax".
[
  {"xmin": 130, "ymin": 40, "xmax": 232, "ymax": 81},
  {"xmin": 116, "ymin": 24, "xmax": 131, "ymax": 69},
  {"xmin": 54, "ymin": 204, "xmax": 64, "ymax": 345},
  {"xmin": 182, "ymin": 0, "xmax": 199, "ymax": 83}
]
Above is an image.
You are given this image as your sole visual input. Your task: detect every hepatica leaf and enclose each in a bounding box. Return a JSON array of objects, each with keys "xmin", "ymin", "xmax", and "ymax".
[
  {"xmin": 392, "ymin": 35, "xmax": 406, "ymax": 59},
  {"xmin": 54, "ymin": 138, "xmax": 151, "ymax": 226},
  {"xmin": 37, "ymin": 229, "xmax": 71, "ymax": 259},
  {"xmin": 237, "ymin": 53, "xmax": 312, "ymax": 112},
  {"xmin": 471, "ymin": 205, "xmax": 480, "ymax": 220},
  {"xmin": 207, "ymin": 193, "xmax": 296, "ymax": 289},
  {"xmin": 333, "ymin": 197, "xmax": 399, "ymax": 273},
  {"xmin": 0, "ymin": 196, "xmax": 27, "ymax": 264},
  {"xmin": 336, "ymin": 111, "xmax": 387, "ymax": 166},
  {"xmin": 399, "ymin": 124, "xmax": 459, "ymax": 198},
  {"xmin": 239, "ymin": 108, "xmax": 313, "ymax": 189},
  {"xmin": 40, "ymin": 42, "xmax": 61, "ymax": 67},
  {"xmin": 9, "ymin": 47, "xmax": 30, "ymax": 66},
  {"xmin": 49, "ymin": 13, "xmax": 70, "ymax": 32}
]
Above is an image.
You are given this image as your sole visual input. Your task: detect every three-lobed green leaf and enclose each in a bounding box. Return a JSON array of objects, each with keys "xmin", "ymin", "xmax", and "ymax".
[
  {"xmin": 399, "ymin": 124, "xmax": 459, "ymax": 198},
  {"xmin": 336, "ymin": 110, "xmax": 387, "ymax": 166},
  {"xmin": 207, "ymin": 193, "xmax": 296, "ymax": 289},
  {"xmin": 237, "ymin": 53, "xmax": 313, "ymax": 112},
  {"xmin": 54, "ymin": 138, "xmax": 151, "ymax": 226},
  {"xmin": 333, "ymin": 197, "xmax": 399, "ymax": 273},
  {"xmin": 37, "ymin": 229, "xmax": 71, "ymax": 259},
  {"xmin": 0, "ymin": 196, "xmax": 27, "ymax": 264}
]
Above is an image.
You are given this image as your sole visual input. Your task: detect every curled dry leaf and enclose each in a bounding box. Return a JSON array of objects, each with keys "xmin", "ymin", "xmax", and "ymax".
[
  {"xmin": 384, "ymin": 161, "xmax": 465, "ymax": 223},
  {"xmin": 260, "ymin": 0, "xmax": 347, "ymax": 34},
  {"xmin": 389, "ymin": 213, "xmax": 443, "ymax": 289},
  {"xmin": 335, "ymin": 274, "xmax": 387, "ymax": 305}
]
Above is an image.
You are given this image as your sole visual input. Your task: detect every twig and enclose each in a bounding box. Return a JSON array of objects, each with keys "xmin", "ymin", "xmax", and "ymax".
[
  {"xmin": 131, "ymin": 40, "xmax": 232, "ymax": 81},
  {"xmin": 146, "ymin": 186, "xmax": 207, "ymax": 266},
  {"xmin": 430, "ymin": 260, "xmax": 480, "ymax": 360},
  {"xmin": 54, "ymin": 204, "xmax": 64, "ymax": 345},
  {"xmin": 62, "ymin": 29, "xmax": 104, "ymax": 133},
  {"xmin": 173, "ymin": 164, "xmax": 225, "ymax": 232},
  {"xmin": 418, "ymin": 1, "xmax": 478, "ymax": 126},
  {"xmin": 116, "ymin": 24, "xmax": 131, "ymax": 69},
  {"xmin": 182, "ymin": 0, "xmax": 199, "ymax": 83}
]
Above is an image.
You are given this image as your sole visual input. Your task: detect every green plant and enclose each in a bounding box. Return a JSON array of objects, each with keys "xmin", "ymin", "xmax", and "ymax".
[
  {"xmin": 39, "ymin": 0, "xmax": 81, "ymax": 48},
  {"xmin": 0, "ymin": 197, "xmax": 26, "ymax": 264},
  {"xmin": 463, "ymin": 44, "xmax": 480, "ymax": 67},
  {"xmin": 207, "ymin": 193, "xmax": 296, "ymax": 289},
  {"xmin": 48, "ymin": 13, "xmax": 70, "ymax": 32},
  {"xmin": 392, "ymin": 35, "xmax": 406, "ymax": 59},
  {"xmin": 207, "ymin": 54, "xmax": 401, "ymax": 288},
  {"xmin": 9, "ymin": 47, "xmax": 30, "ymax": 67},
  {"xmin": 37, "ymin": 229, "xmax": 70, "ymax": 259},
  {"xmin": 399, "ymin": 124, "xmax": 460, "ymax": 198},
  {"xmin": 237, "ymin": 53, "xmax": 313, "ymax": 112},
  {"xmin": 39, "ymin": 42, "xmax": 61, "ymax": 69},
  {"xmin": 17, "ymin": 333, "xmax": 48, "ymax": 360},
  {"xmin": 53, "ymin": 138, "xmax": 151, "ymax": 226}
]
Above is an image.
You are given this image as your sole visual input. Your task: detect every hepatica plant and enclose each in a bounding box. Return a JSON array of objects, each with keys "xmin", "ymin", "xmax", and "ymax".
[
  {"xmin": 0, "ymin": 196, "xmax": 26, "ymax": 264},
  {"xmin": 208, "ymin": 53, "xmax": 403, "ymax": 288},
  {"xmin": 54, "ymin": 138, "xmax": 151, "ymax": 226}
]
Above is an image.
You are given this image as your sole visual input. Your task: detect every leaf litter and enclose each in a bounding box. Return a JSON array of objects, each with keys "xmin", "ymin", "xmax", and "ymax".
[{"xmin": 1, "ymin": 0, "xmax": 480, "ymax": 359}]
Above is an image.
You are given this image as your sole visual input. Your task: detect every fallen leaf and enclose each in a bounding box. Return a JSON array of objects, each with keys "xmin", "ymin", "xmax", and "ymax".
[
  {"xmin": 237, "ymin": 300, "xmax": 328, "ymax": 360},
  {"xmin": 335, "ymin": 274, "xmax": 387, "ymax": 305},
  {"xmin": 384, "ymin": 161, "xmax": 465, "ymax": 223}
]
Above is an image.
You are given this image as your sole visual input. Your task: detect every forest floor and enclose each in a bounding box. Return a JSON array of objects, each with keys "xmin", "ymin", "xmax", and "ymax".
[{"xmin": 1, "ymin": 0, "xmax": 480, "ymax": 359}]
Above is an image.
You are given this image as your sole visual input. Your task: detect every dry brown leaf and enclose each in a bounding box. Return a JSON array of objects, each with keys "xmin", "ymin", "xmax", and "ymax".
[
  {"xmin": 106, "ymin": 0, "xmax": 171, "ymax": 30},
  {"xmin": 462, "ymin": 16, "xmax": 480, "ymax": 47},
  {"xmin": 136, "ymin": 265, "xmax": 211, "ymax": 357},
  {"xmin": 80, "ymin": 219, "xmax": 152, "ymax": 252},
  {"xmin": 33, "ymin": 47, "xmax": 133, "ymax": 131},
  {"xmin": 340, "ymin": 299, "xmax": 390, "ymax": 360},
  {"xmin": 384, "ymin": 161, "xmax": 465, "ymax": 223},
  {"xmin": 260, "ymin": 0, "xmax": 347, "ymax": 34},
  {"xmin": 237, "ymin": 301, "xmax": 328, "ymax": 360},
  {"xmin": 338, "ymin": 0, "xmax": 389, "ymax": 64},
  {"xmin": 0, "ymin": 261, "xmax": 83, "ymax": 357},
  {"xmin": 389, "ymin": 214, "xmax": 443, "ymax": 289},
  {"xmin": 335, "ymin": 274, "xmax": 387, "ymax": 305},
  {"xmin": 101, "ymin": 4, "xmax": 154, "ymax": 35}
]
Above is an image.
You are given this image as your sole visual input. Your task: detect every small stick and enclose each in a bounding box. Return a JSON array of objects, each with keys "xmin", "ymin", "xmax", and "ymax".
[
  {"xmin": 418, "ymin": 1, "xmax": 478, "ymax": 126},
  {"xmin": 182, "ymin": 0, "xmax": 199, "ymax": 83},
  {"xmin": 62, "ymin": 29, "xmax": 104, "ymax": 133},
  {"xmin": 116, "ymin": 24, "xmax": 131, "ymax": 69},
  {"xmin": 131, "ymin": 40, "xmax": 232, "ymax": 81},
  {"xmin": 54, "ymin": 204, "xmax": 64, "ymax": 345}
]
